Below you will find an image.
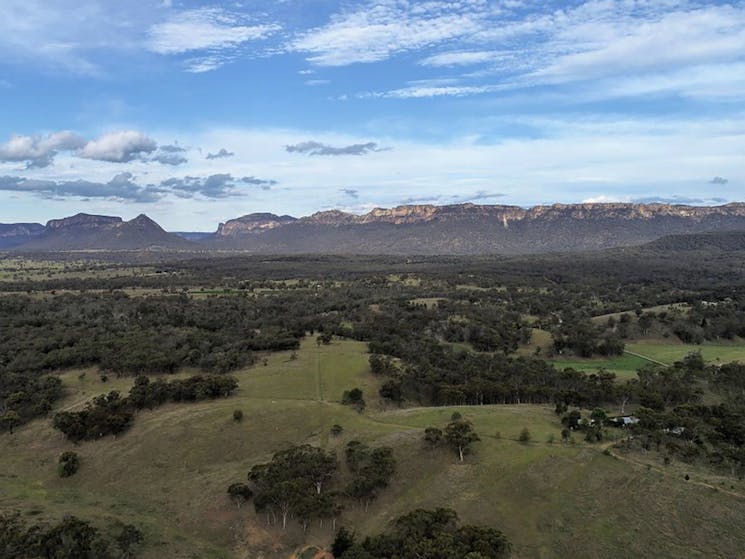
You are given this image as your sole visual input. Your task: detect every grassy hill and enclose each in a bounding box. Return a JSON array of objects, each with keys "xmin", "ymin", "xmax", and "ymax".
[{"xmin": 2, "ymin": 339, "xmax": 745, "ymax": 558}]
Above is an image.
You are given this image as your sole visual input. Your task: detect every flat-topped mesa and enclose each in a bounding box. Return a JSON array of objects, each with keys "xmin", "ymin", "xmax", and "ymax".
[
  {"xmin": 525, "ymin": 203, "xmax": 745, "ymax": 220},
  {"xmin": 46, "ymin": 213, "xmax": 123, "ymax": 230},
  {"xmin": 353, "ymin": 203, "xmax": 525, "ymax": 225},
  {"xmin": 216, "ymin": 213, "xmax": 297, "ymax": 236},
  {"xmin": 302, "ymin": 210, "xmax": 356, "ymax": 225}
]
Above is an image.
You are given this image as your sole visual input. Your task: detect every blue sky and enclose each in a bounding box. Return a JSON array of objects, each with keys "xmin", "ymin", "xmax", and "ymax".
[{"xmin": 1, "ymin": 0, "xmax": 744, "ymax": 230}]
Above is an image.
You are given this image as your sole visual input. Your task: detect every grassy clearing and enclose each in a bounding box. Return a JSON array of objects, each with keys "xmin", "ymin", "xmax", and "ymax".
[
  {"xmin": 626, "ymin": 341, "xmax": 745, "ymax": 365},
  {"xmin": 591, "ymin": 303, "xmax": 690, "ymax": 323},
  {"xmin": 2, "ymin": 339, "xmax": 745, "ymax": 558},
  {"xmin": 549, "ymin": 354, "xmax": 650, "ymax": 381},
  {"xmin": 515, "ymin": 328, "xmax": 554, "ymax": 357}
]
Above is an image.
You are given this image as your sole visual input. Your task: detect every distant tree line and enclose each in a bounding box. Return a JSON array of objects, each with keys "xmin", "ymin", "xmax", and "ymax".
[{"xmin": 0, "ymin": 512, "xmax": 143, "ymax": 559}]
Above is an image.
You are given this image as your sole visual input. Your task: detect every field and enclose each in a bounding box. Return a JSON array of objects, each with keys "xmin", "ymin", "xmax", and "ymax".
[
  {"xmin": 548, "ymin": 341, "xmax": 745, "ymax": 381},
  {"xmin": 549, "ymin": 353, "xmax": 651, "ymax": 380},
  {"xmin": 2, "ymin": 339, "xmax": 745, "ymax": 559}
]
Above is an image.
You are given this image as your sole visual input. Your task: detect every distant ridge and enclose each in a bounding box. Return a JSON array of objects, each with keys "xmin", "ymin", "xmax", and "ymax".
[
  {"xmin": 0, "ymin": 222, "xmax": 45, "ymax": 249},
  {"xmin": 5, "ymin": 202, "xmax": 745, "ymax": 254},
  {"xmin": 16, "ymin": 213, "xmax": 195, "ymax": 251},
  {"xmin": 203, "ymin": 202, "xmax": 745, "ymax": 254}
]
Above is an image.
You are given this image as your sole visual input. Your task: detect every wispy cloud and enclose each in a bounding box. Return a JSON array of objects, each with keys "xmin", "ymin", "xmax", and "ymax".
[
  {"xmin": 286, "ymin": 140, "xmax": 387, "ymax": 156},
  {"xmin": 710, "ymin": 176, "xmax": 729, "ymax": 185},
  {"xmin": 147, "ymin": 7, "xmax": 279, "ymax": 71},
  {"xmin": 290, "ymin": 0, "xmax": 486, "ymax": 66}
]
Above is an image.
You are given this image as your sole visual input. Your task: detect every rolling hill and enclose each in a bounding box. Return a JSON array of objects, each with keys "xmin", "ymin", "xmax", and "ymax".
[{"xmin": 2, "ymin": 339, "xmax": 744, "ymax": 559}]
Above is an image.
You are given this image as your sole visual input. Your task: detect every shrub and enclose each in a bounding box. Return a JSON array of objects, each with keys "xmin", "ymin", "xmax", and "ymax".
[
  {"xmin": 233, "ymin": 409, "xmax": 244, "ymax": 422},
  {"xmin": 58, "ymin": 451, "xmax": 80, "ymax": 478},
  {"xmin": 518, "ymin": 427, "xmax": 531, "ymax": 443}
]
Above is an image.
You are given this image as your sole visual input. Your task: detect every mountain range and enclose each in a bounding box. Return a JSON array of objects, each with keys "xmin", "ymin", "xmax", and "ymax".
[{"xmin": 4, "ymin": 202, "xmax": 745, "ymax": 254}]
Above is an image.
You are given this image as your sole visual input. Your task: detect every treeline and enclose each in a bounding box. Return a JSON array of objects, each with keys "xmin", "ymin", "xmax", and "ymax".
[
  {"xmin": 0, "ymin": 512, "xmax": 143, "ymax": 559},
  {"xmin": 53, "ymin": 375, "xmax": 237, "ymax": 442},
  {"xmin": 332, "ymin": 508, "xmax": 511, "ymax": 559}
]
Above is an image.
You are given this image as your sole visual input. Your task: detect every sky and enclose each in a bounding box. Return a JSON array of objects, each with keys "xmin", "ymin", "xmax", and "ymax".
[{"xmin": 1, "ymin": 0, "xmax": 744, "ymax": 231}]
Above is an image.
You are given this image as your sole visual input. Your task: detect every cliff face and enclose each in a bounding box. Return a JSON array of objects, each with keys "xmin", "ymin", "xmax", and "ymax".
[
  {"xmin": 216, "ymin": 213, "xmax": 297, "ymax": 236},
  {"xmin": 205, "ymin": 202, "xmax": 745, "ymax": 254},
  {"xmin": 0, "ymin": 223, "xmax": 45, "ymax": 249},
  {"xmin": 46, "ymin": 213, "xmax": 123, "ymax": 230}
]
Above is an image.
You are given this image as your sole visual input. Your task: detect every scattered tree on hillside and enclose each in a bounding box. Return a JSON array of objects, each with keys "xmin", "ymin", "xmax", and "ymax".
[
  {"xmin": 248, "ymin": 445, "xmax": 339, "ymax": 529},
  {"xmin": 227, "ymin": 483, "xmax": 253, "ymax": 508},
  {"xmin": 344, "ymin": 441, "xmax": 396, "ymax": 510},
  {"xmin": 58, "ymin": 451, "xmax": 80, "ymax": 478},
  {"xmin": 342, "ymin": 388, "xmax": 366, "ymax": 412},
  {"xmin": 445, "ymin": 419, "xmax": 480, "ymax": 462},
  {"xmin": 424, "ymin": 427, "xmax": 443, "ymax": 449}
]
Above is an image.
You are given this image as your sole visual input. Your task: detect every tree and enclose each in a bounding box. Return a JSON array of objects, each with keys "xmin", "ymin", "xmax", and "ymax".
[
  {"xmin": 339, "ymin": 508, "xmax": 511, "ymax": 559},
  {"xmin": 424, "ymin": 427, "xmax": 443, "ymax": 449},
  {"xmin": 1, "ymin": 411, "xmax": 20, "ymax": 434},
  {"xmin": 445, "ymin": 419, "xmax": 480, "ymax": 462},
  {"xmin": 248, "ymin": 445, "xmax": 339, "ymax": 530},
  {"xmin": 227, "ymin": 483, "xmax": 253, "ymax": 508},
  {"xmin": 342, "ymin": 388, "xmax": 365, "ymax": 412},
  {"xmin": 379, "ymin": 379, "xmax": 403, "ymax": 404},
  {"xmin": 332, "ymin": 527, "xmax": 356, "ymax": 557},
  {"xmin": 58, "ymin": 451, "xmax": 80, "ymax": 478},
  {"xmin": 116, "ymin": 524, "xmax": 143, "ymax": 559}
]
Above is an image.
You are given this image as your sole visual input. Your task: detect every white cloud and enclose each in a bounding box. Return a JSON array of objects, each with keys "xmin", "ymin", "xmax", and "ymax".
[
  {"xmin": 361, "ymin": 84, "xmax": 502, "ymax": 99},
  {"xmin": 148, "ymin": 7, "xmax": 279, "ymax": 55},
  {"xmin": 77, "ymin": 131, "xmax": 158, "ymax": 163},
  {"xmin": 0, "ymin": 131, "xmax": 86, "ymax": 167},
  {"xmin": 290, "ymin": 0, "xmax": 487, "ymax": 66}
]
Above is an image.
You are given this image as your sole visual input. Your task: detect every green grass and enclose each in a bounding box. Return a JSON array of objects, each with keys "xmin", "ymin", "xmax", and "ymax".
[
  {"xmin": 591, "ymin": 303, "xmax": 690, "ymax": 323},
  {"xmin": 2, "ymin": 339, "xmax": 745, "ymax": 559},
  {"xmin": 549, "ymin": 354, "xmax": 650, "ymax": 380},
  {"xmin": 626, "ymin": 341, "xmax": 745, "ymax": 365}
]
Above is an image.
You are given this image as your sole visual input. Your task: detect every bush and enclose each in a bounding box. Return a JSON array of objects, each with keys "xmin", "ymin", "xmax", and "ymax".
[
  {"xmin": 233, "ymin": 409, "xmax": 244, "ymax": 422},
  {"xmin": 331, "ymin": 424, "xmax": 344, "ymax": 436},
  {"xmin": 518, "ymin": 427, "xmax": 531, "ymax": 443},
  {"xmin": 58, "ymin": 451, "xmax": 80, "ymax": 478}
]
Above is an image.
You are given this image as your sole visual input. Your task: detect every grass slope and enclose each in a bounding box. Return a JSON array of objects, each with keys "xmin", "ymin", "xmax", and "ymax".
[{"xmin": 1, "ymin": 339, "xmax": 744, "ymax": 558}]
